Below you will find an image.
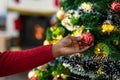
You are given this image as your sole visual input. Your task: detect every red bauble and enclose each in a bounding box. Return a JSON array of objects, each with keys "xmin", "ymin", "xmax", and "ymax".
[
  {"xmin": 81, "ymin": 32, "xmax": 94, "ymax": 46},
  {"xmin": 30, "ymin": 76, "xmax": 37, "ymax": 80},
  {"xmin": 111, "ymin": 1, "xmax": 120, "ymax": 12}
]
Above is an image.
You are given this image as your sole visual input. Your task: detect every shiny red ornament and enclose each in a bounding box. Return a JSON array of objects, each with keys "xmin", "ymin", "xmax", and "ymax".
[
  {"xmin": 81, "ymin": 32, "xmax": 94, "ymax": 46},
  {"xmin": 111, "ymin": 1, "xmax": 120, "ymax": 12},
  {"xmin": 30, "ymin": 76, "xmax": 37, "ymax": 80}
]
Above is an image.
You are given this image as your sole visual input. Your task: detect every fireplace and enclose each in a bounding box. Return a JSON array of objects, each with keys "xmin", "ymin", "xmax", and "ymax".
[{"xmin": 20, "ymin": 15, "xmax": 51, "ymax": 48}]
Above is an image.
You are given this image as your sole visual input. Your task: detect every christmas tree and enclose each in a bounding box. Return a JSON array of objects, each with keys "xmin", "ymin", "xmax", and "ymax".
[{"xmin": 28, "ymin": 0, "xmax": 120, "ymax": 80}]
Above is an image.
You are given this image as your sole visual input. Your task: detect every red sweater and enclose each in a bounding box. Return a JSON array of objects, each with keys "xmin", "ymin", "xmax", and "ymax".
[{"xmin": 0, "ymin": 45, "xmax": 55, "ymax": 77}]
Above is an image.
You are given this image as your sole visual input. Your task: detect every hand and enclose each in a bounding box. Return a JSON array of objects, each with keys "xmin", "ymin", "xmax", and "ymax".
[{"xmin": 52, "ymin": 36, "xmax": 92, "ymax": 58}]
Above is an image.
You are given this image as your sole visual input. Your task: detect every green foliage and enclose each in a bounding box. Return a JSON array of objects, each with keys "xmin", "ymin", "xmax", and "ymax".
[
  {"xmin": 70, "ymin": 17, "xmax": 79, "ymax": 26},
  {"xmin": 60, "ymin": 0, "xmax": 77, "ymax": 10},
  {"xmin": 60, "ymin": 0, "xmax": 113, "ymax": 11},
  {"xmin": 33, "ymin": 69, "xmax": 52, "ymax": 80},
  {"xmin": 51, "ymin": 65, "xmax": 70, "ymax": 77},
  {"xmin": 46, "ymin": 25, "xmax": 65, "ymax": 41},
  {"xmin": 80, "ymin": 13, "xmax": 102, "ymax": 31},
  {"xmin": 33, "ymin": 61, "xmax": 70, "ymax": 80},
  {"xmin": 50, "ymin": 62, "xmax": 71, "ymax": 77},
  {"xmin": 37, "ymin": 71, "xmax": 52, "ymax": 80}
]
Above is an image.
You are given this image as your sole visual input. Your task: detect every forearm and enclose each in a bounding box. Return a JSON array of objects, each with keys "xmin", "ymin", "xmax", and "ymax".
[{"xmin": 0, "ymin": 45, "xmax": 55, "ymax": 77}]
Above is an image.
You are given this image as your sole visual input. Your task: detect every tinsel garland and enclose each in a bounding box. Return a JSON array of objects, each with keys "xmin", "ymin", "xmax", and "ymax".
[{"xmin": 59, "ymin": 54, "xmax": 120, "ymax": 79}]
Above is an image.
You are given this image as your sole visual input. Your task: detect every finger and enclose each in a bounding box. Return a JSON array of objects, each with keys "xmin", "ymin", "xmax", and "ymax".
[
  {"xmin": 62, "ymin": 36, "xmax": 73, "ymax": 43},
  {"xmin": 79, "ymin": 46, "xmax": 90, "ymax": 52},
  {"xmin": 68, "ymin": 36, "xmax": 79, "ymax": 45},
  {"xmin": 76, "ymin": 36, "xmax": 83, "ymax": 42},
  {"xmin": 78, "ymin": 41, "xmax": 82, "ymax": 45},
  {"xmin": 78, "ymin": 42, "xmax": 84, "ymax": 49},
  {"xmin": 74, "ymin": 44, "xmax": 80, "ymax": 53}
]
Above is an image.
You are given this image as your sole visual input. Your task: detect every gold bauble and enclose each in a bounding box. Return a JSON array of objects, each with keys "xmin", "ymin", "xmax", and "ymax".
[
  {"xmin": 101, "ymin": 23, "xmax": 116, "ymax": 34},
  {"xmin": 56, "ymin": 9, "xmax": 65, "ymax": 20},
  {"xmin": 95, "ymin": 47, "xmax": 108, "ymax": 57},
  {"xmin": 94, "ymin": 43, "xmax": 110, "ymax": 58}
]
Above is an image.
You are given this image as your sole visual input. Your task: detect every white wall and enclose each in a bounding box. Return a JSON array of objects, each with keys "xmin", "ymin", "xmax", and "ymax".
[
  {"xmin": 6, "ymin": 12, "xmax": 20, "ymax": 38},
  {"xmin": 0, "ymin": 0, "xmax": 7, "ymax": 16},
  {"xmin": 8, "ymin": 0, "xmax": 59, "ymax": 12}
]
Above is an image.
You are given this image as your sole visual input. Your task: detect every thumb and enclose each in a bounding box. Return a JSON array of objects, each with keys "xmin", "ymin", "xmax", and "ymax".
[{"xmin": 79, "ymin": 46, "xmax": 90, "ymax": 52}]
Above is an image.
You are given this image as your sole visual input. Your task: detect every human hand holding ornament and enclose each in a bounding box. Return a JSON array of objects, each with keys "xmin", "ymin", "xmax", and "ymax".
[{"xmin": 52, "ymin": 32, "xmax": 94, "ymax": 58}]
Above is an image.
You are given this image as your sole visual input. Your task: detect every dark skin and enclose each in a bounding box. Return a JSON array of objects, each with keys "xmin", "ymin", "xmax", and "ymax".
[{"xmin": 52, "ymin": 36, "xmax": 92, "ymax": 58}]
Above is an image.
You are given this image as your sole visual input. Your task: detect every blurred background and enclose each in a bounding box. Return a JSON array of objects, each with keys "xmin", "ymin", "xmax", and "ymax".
[{"xmin": 0, "ymin": 0, "xmax": 59, "ymax": 80}]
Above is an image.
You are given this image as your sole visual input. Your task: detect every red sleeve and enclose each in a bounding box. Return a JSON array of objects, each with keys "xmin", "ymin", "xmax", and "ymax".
[{"xmin": 0, "ymin": 45, "xmax": 55, "ymax": 77}]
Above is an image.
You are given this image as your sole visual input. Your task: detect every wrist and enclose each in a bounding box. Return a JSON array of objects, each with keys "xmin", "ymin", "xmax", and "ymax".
[{"xmin": 52, "ymin": 44, "xmax": 61, "ymax": 58}]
